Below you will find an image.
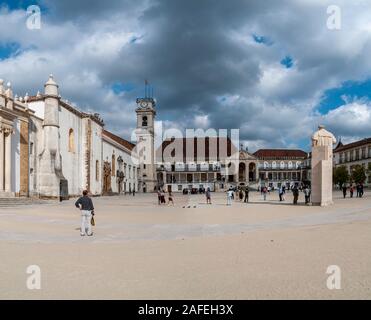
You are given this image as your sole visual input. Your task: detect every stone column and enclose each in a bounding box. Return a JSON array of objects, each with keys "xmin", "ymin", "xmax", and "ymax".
[
  {"xmin": 311, "ymin": 125, "xmax": 336, "ymax": 206},
  {"xmin": 0, "ymin": 130, "xmax": 4, "ymax": 191},
  {"xmin": 4, "ymin": 132, "xmax": 11, "ymax": 192}
]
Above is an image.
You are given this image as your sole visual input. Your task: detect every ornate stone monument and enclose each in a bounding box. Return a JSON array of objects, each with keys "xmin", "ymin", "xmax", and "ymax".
[{"xmin": 311, "ymin": 125, "xmax": 336, "ymax": 206}]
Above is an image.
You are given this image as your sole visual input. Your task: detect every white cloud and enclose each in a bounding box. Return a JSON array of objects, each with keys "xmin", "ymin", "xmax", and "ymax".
[{"xmin": 322, "ymin": 100, "xmax": 371, "ymax": 138}]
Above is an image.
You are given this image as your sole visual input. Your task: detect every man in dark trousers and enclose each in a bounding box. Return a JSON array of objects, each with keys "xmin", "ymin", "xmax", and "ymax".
[
  {"xmin": 244, "ymin": 186, "xmax": 249, "ymax": 203},
  {"xmin": 75, "ymin": 190, "xmax": 95, "ymax": 236},
  {"xmin": 342, "ymin": 184, "xmax": 347, "ymax": 198},
  {"xmin": 292, "ymin": 185, "xmax": 299, "ymax": 205}
]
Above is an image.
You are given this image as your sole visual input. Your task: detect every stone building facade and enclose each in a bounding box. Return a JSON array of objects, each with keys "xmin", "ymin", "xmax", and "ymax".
[
  {"xmin": 254, "ymin": 149, "xmax": 308, "ymax": 189},
  {"xmin": 0, "ymin": 75, "xmax": 139, "ymax": 199},
  {"xmin": 334, "ymin": 138, "xmax": 371, "ymax": 187}
]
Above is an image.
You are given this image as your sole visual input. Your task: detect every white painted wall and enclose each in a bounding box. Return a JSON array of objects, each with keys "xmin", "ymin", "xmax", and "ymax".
[
  {"xmin": 28, "ymin": 101, "xmax": 45, "ymax": 119},
  {"xmin": 89, "ymin": 120, "xmax": 103, "ymax": 195},
  {"xmin": 102, "ymin": 136, "xmax": 138, "ymax": 193},
  {"xmin": 28, "ymin": 116, "xmax": 43, "ymax": 196},
  {"xmin": 58, "ymin": 106, "xmax": 83, "ymax": 196}
]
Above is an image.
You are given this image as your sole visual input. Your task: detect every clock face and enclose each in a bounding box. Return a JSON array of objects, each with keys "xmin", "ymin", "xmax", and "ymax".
[{"xmin": 140, "ymin": 101, "xmax": 148, "ymax": 108}]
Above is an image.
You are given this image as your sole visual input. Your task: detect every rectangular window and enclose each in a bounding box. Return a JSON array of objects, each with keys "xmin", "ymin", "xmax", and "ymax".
[{"xmin": 362, "ymin": 148, "xmax": 366, "ymax": 159}]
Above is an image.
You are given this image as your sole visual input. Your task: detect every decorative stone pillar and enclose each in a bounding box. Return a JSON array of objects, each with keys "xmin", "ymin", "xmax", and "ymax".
[
  {"xmin": 311, "ymin": 125, "xmax": 337, "ymax": 206},
  {"xmin": 0, "ymin": 129, "xmax": 4, "ymax": 191},
  {"xmin": 4, "ymin": 131, "xmax": 11, "ymax": 192}
]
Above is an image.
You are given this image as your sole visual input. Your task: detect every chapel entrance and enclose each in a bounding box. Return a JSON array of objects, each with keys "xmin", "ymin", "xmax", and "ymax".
[
  {"xmin": 249, "ymin": 163, "xmax": 256, "ymax": 181},
  {"xmin": 238, "ymin": 162, "xmax": 246, "ymax": 182},
  {"xmin": 103, "ymin": 161, "xmax": 111, "ymax": 193}
]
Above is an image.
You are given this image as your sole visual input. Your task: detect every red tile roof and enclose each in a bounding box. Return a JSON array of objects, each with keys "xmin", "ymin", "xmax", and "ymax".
[
  {"xmin": 253, "ymin": 149, "xmax": 308, "ymax": 159},
  {"xmin": 102, "ymin": 130, "xmax": 135, "ymax": 151},
  {"xmin": 334, "ymin": 138, "xmax": 371, "ymax": 152}
]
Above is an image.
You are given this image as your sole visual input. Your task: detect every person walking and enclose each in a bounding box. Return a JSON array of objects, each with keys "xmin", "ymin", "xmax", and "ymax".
[
  {"xmin": 157, "ymin": 189, "xmax": 162, "ymax": 205},
  {"xmin": 244, "ymin": 186, "xmax": 249, "ymax": 203},
  {"xmin": 168, "ymin": 191, "xmax": 174, "ymax": 205},
  {"xmin": 350, "ymin": 184, "xmax": 354, "ymax": 198},
  {"xmin": 262, "ymin": 186, "xmax": 268, "ymax": 201},
  {"xmin": 360, "ymin": 183, "xmax": 364, "ymax": 198},
  {"xmin": 304, "ymin": 185, "xmax": 310, "ymax": 204},
  {"xmin": 342, "ymin": 184, "xmax": 347, "ymax": 199},
  {"xmin": 206, "ymin": 187, "xmax": 212, "ymax": 204},
  {"xmin": 160, "ymin": 189, "xmax": 166, "ymax": 204},
  {"xmin": 278, "ymin": 185, "xmax": 284, "ymax": 202},
  {"xmin": 75, "ymin": 190, "xmax": 95, "ymax": 236},
  {"xmin": 227, "ymin": 188, "xmax": 233, "ymax": 206},
  {"xmin": 238, "ymin": 188, "xmax": 243, "ymax": 201},
  {"xmin": 292, "ymin": 185, "xmax": 299, "ymax": 205}
]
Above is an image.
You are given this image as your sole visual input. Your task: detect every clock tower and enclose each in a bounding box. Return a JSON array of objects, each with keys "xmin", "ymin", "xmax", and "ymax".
[{"xmin": 135, "ymin": 96, "xmax": 157, "ymax": 192}]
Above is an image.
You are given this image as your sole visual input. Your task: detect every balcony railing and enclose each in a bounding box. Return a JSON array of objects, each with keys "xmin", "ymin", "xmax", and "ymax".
[{"xmin": 157, "ymin": 164, "xmax": 221, "ymax": 172}]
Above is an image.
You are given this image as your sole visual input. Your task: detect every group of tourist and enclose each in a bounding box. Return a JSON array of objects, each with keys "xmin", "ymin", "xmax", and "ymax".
[
  {"xmin": 157, "ymin": 189, "xmax": 174, "ymax": 205},
  {"xmin": 73, "ymin": 180, "xmax": 365, "ymax": 237},
  {"xmin": 342, "ymin": 183, "xmax": 365, "ymax": 199},
  {"xmin": 260, "ymin": 184, "xmax": 312, "ymax": 205},
  {"xmin": 225, "ymin": 186, "xmax": 249, "ymax": 205}
]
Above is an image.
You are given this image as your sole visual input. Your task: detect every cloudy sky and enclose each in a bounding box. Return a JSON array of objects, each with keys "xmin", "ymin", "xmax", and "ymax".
[{"xmin": 1, "ymin": 0, "xmax": 371, "ymax": 152}]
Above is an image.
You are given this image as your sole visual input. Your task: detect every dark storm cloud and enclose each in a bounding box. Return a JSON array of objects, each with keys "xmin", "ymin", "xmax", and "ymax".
[
  {"xmin": 40, "ymin": 0, "xmax": 141, "ymax": 21},
  {"xmin": 97, "ymin": 0, "xmax": 284, "ymax": 125},
  {"xmin": 2, "ymin": 0, "xmax": 371, "ymax": 149}
]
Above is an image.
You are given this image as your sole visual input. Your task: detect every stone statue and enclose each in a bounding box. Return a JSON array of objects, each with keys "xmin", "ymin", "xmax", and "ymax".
[
  {"xmin": 311, "ymin": 125, "xmax": 336, "ymax": 206},
  {"xmin": 312, "ymin": 125, "xmax": 336, "ymax": 148}
]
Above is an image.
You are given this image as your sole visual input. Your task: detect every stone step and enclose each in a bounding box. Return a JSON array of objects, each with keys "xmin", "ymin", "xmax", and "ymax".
[{"xmin": 0, "ymin": 197, "xmax": 53, "ymax": 207}]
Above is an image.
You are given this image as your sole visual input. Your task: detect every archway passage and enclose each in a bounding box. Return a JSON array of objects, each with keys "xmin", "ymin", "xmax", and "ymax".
[
  {"xmin": 249, "ymin": 163, "xmax": 256, "ymax": 181},
  {"xmin": 239, "ymin": 162, "xmax": 246, "ymax": 182},
  {"xmin": 103, "ymin": 161, "xmax": 112, "ymax": 193}
]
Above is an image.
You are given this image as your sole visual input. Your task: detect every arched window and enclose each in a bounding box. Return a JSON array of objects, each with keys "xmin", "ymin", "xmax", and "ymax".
[
  {"xmin": 68, "ymin": 128, "xmax": 75, "ymax": 153},
  {"xmin": 142, "ymin": 116, "xmax": 148, "ymax": 127},
  {"xmin": 112, "ymin": 154, "xmax": 116, "ymax": 176},
  {"xmin": 96, "ymin": 160, "xmax": 99, "ymax": 181}
]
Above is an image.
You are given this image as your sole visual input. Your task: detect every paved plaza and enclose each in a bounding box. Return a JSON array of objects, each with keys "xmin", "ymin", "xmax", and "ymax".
[{"xmin": 1, "ymin": 191, "xmax": 371, "ymax": 299}]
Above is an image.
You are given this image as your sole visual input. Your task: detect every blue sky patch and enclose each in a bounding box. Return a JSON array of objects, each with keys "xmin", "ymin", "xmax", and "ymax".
[
  {"xmin": 111, "ymin": 82, "xmax": 135, "ymax": 94},
  {"xmin": 317, "ymin": 79, "xmax": 371, "ymax": 114},
  {"xmin": 252, "ymin": 34, "xmax": 273, "ymax": 46},
  {"xmin": 280, "ymin": 55, "xmax": 294, "ymax": 68},
  {"xmin": 0, "ymin": 42, "xmax": 21, "ymax": 60},
  {"xmin": 1, "ymin": 0, "xmax": 42, "ymax": 10}
]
